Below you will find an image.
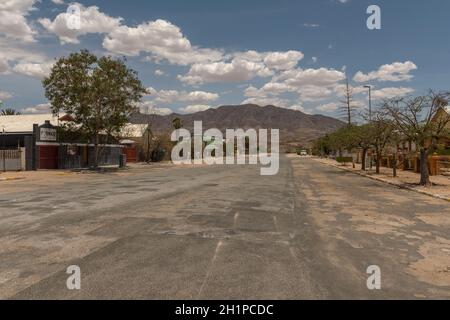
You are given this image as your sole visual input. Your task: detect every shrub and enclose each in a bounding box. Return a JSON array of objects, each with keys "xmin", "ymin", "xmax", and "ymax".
[{"xmin": 336, "ymin": 156, "xmax": 353, "ymax": 164}]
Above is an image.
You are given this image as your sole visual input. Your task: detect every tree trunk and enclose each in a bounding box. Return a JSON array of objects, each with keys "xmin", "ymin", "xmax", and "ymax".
[
  {"xmin": 146, "ymin": 129, "xmax": 151, "ymax": 162},
  {"xmin": 361, "ymin": 148, "xmax": 368, "ymax": 171},
  {"xmin": 419, "ymin": 148, "xmax": 431, "ymax": 186},
  {"xmin": 94, "ymin": 133, "xmax": 99, "ymax": 169},
  {"xmin": 393, "ymin": 154, "xmax": 397, "ymax": 178},
  {"xmin": 375, "ymin": 150, "xmax": 381, "ymax": 174},
  {"xmin": 393, "ymin": 145, "xmax": 398, "ymax": 178}
]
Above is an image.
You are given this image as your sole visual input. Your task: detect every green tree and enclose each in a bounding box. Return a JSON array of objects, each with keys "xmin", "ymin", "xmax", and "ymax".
[
  {"xmin": 172, "ymin": 117, "xmax": 183, "ymax": 130},
  {"xmin": 0, "ymin": 105, "xmax": 22, "ymax": 116},
  {"xmin": 43, "ymin": 50, "xmax": 147, "ymax": 168}
]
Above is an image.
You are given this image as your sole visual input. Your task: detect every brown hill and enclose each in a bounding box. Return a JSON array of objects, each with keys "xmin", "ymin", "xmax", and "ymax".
[{"xmin": 129, "ymin": 104, "xmax": 343, "ymax": 149}]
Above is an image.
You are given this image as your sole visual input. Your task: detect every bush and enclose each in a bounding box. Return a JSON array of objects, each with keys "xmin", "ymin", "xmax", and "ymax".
[
  {"xmin": 436, "ymin": 148, "xmax": 450, "ymax": 156},
  {"xmin": 336, "ymin": 156, "xmax": 353, "ymax": 164},
  {"xmin": 151, "ymin": 148, "xmax": 166, "ymax": 162}
]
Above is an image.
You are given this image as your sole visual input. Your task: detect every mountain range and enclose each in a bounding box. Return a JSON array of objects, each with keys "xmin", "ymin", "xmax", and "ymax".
[{"xmin": 129, "ymin": 104, "xmax": 344, "ymax": 148}]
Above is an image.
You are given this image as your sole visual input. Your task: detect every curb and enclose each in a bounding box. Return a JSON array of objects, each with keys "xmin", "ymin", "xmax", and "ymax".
[
  {"xmin": 316, "ymin": 160, "xmax": 450, "ymax": 203},
  {"xmin": 0, "ymin": 177, "xmax": 25, "ymax": 182}
]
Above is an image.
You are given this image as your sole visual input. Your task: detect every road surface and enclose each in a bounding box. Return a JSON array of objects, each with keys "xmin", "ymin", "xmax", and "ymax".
[{"xmin": 0, "ymin": 156, "xmax": 449, "ymax": 299}]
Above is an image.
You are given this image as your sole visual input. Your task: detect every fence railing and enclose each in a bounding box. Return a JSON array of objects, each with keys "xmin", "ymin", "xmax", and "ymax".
[
  {"xmin": 437, "ymin": 160, "xmax": 450, "ymax": 176},
  {"xmin": 0, "ymin": 149, "xmax": 21, "ymax": 159},
  {"xmin": 0, "ymin": 149, "xmax": 22, "ymax": 171}
]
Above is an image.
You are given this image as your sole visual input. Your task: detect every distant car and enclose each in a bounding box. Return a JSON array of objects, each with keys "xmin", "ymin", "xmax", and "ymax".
[{"xmin": 300, "ymin": 150, "xmax": 308, "ymax": 156}]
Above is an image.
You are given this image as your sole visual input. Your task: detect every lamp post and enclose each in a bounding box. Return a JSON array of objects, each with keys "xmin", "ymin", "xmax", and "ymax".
[
  {"xmin": 1, "ymin": 126, "xmax": 5, "ymax": 172},
  {"xmin": 364, "ymin": 85, "xmax": 372, "ymax": 122}
]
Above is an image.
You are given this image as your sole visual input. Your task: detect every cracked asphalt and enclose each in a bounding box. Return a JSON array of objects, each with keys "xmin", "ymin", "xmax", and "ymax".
[{"xmin": 0, "ymin": 156, "xmax": 449, "ymax": 299}]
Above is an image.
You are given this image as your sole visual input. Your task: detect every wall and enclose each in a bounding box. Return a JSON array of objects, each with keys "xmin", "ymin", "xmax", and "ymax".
[
  {"xmin": 58, "ymin": 145, "xmax": 123, "ymax": 169},
  {"xmin": 0, "ymin": 149, "xmax": 22, "ymax": 171}
]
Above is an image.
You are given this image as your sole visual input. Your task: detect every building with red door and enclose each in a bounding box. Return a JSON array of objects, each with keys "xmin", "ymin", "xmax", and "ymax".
[{"xmin": 0, "ymin": 114, "xmax": 126, "ymax": 171}]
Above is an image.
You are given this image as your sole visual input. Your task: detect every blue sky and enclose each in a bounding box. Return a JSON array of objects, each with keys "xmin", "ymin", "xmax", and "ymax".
[{"xmin": 0, "ymin": 0, "xmax": 449, "ymax": 117}]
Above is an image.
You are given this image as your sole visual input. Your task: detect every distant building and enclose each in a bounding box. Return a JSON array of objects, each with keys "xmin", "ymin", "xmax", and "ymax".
[
  {"xmin": 431, "ymin": 106, "xmax": 450, "ymax": 150},
  {"xmin": 0, "ymin": 114, "xmax": 128, "ymax": 170}
]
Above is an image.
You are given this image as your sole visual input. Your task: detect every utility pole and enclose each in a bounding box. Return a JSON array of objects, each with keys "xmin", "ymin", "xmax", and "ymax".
[
  {"xmin": 2, "ymin": 127, "xmax": 5, "ymax": 172},
  {"xmin": 364, "ymin": 85, "xmax": 372, "ymax": 122}
]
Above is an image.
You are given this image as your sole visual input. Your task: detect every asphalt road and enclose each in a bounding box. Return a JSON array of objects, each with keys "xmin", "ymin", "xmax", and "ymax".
[{"xmin": 0, "ymin": 156, "xmax": 449, "ymax": 299}]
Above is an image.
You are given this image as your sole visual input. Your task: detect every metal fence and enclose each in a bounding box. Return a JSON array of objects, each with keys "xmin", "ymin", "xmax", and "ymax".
[
  {"xmin": 437, "ymin": 160, "xmax": 450, "ymax": 176},
  {"xmin": 0, "ymin": 149, "xmax": 22, "ymax": 171}
]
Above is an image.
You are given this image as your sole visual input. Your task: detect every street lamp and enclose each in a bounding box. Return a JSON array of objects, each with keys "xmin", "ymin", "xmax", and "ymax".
[
  {"xmin": 364, "ymin": 85, "xmax": 372, "ymax": 122},
  {"xmin": 1, "ymin": 126, "xmax": 5, "ymax": 172}
]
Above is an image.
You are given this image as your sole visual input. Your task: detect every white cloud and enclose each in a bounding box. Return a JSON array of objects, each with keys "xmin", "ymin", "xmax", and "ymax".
[
  {"xmin": 0, "ymin": 0, "xmax": 37, "ymax": 42},
  {"xmin": 51, "ymin": 0, "xmax": 65, "ymax": 4},
  {"xmin": 303, "ymin": 23, "xmax": 320, "ymax": 28},
  {"xmin": 103, "ymin": 19, "xmax": 223, "ymax": 65},
  {"xmin": 277, "ymin": 67, "xmax": 346, "ymax": 87},
  {"xmin": 147, "ymin": 87, "xmax": 219, "ymax": 105},
  {"xmin": 138, "ymin": 101, "xmax": 173, "ymax": 115},
  {"xmin": 39, "ymin": 3, "xmax": 123, "ymax": 44},
  {"xmin": 242, "ymin": 97, "xmax": 290, "ymax": 108},
  {"xmin": 177, "ymin": 49, "xmax": 305, "ymax": 85},
  {"xmin": 0, "ymin": 38, "xmax": 46, "ymax": 63},
  {"xmin": 287, "ymin": 105, "xmax": 308, "ymax": 113},
  {"xmin": 13, "ymin": 61, "xmax": 53, "ymax": 79},
  {"xmin": 263, "ymin": 50, "xmax": 304, "ymax": 71},
  {"xmin": 178, "ymin": 57, "xmax": 272, "ymax": 84},
  {"xmin": 244, "ymin": 67, "xmax": 346, "ymax": 104},
  {"xmin": 333, "ymin": 83, "xmax": 367, "ymax": 97},
  {"xmin": 179, "ymin": 105, "xmax": 211, "ymax": 114},
  {"xmin": 241, "ymin": 97, "xmax": 310, "ymax": 113},
  {"xmin": 353, "ymin": 61, "xmax": 418, "ymax": 82},
  {"xmin": 0, "ymin": 59, "xmax": 10, "ymax": 74},
  {"xmin": 154, "ymin": 69, "xmax": 165, "ymax": 76},
  {"xmin": 21, "ymin": 103, "xmax": 52, "ymax": 114},
  {"xmin": 244, "ymin": 82, "xmax": 291, "ymax": 97},
  {"xmin": 370, "ymin": 87, "xmax": 414, "ymax": 100},
  {"xmin": 298, "ymin": 85, "xmax": 334, "ymax": 102},
  {"xmin": 0, "ymin": 38, "xmax": 52, "ymax": 79},
  {"xmin": 0, "ymin": 90, "xmax": 13, "ymax": 101},
  {"xmin": 316, "ymin": 102, "xmax": 340, "ymax": 112}
]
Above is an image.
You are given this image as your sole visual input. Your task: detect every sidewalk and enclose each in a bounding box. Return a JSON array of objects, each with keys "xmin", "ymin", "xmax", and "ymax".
[{"xmin": 313, "ymin": 157, "xmax": 450, "ymax": 202}]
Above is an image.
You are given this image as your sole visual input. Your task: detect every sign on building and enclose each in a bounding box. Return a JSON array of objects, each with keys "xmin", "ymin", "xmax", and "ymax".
[{"xmin": 40, "ymin": 127, "xmax": 57, "ymax": 141}]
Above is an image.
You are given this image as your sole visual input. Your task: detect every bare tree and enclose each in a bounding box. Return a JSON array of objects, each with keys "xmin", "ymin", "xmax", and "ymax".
[
  {"xmin": 339, "ymin": 78, "xmax": 358, "ymax": 126},
  {"xmin": 369, "ymin": 112, "xmax": 395, "ymax": 174},
  {"xmin": 382, "ymin": 91, "xmax": 450, "ymax": 186}
]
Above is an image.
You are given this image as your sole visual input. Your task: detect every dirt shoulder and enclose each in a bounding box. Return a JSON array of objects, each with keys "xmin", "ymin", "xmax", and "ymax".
[{"xmin": 307, "ymin": 156, "xmax": 450, "ymax": 202}]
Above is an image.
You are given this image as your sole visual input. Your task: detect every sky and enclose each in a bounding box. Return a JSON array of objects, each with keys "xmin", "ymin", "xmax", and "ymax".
[{"xmin": 0, "ymin": 0, "xmax": 449, "ymax": 118}]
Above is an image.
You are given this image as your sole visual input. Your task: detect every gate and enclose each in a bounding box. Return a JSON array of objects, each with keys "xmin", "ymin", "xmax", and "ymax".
[
  {"xmin": 0, "ymin": 149, "xmax": 22, "ymax": 171},
  {"xmin": 39, "ymin": 146, "xmax": 59, "ymax": 169},
  {"xmin": 123, "ymin": 146, "xmax": 137, "ymax": 163}
]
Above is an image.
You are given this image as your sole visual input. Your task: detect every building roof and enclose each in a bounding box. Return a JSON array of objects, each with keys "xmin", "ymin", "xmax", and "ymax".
[
  {"xmin": 0, "ymin": 114, "xmax": 147, "ymax": 138},
  {"xmin": 120, "ymin": 123, "xmax": 148, "ymax": 138},
  {"xmin": 0, "ymin": 114, "xmax": 59, "ymax": 133}
]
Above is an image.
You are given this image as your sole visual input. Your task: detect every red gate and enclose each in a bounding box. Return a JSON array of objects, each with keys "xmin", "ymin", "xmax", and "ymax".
[
  {"xmin": 39, "ymin": 146, "xmax": 59, "ymax": 169},
  {"xmin": 123, "ymin": 146, "xmax": 137, "ymax": 163}
]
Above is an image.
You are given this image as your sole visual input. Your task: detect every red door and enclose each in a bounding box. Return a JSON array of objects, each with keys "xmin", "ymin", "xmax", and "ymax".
[
  {"xmin": 123, "ymin": 146, "xmax": 137, "ymax": 163},
  {"xmin": 39, "ymin": 146, "xmax": 59, "ymax": 169}
]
